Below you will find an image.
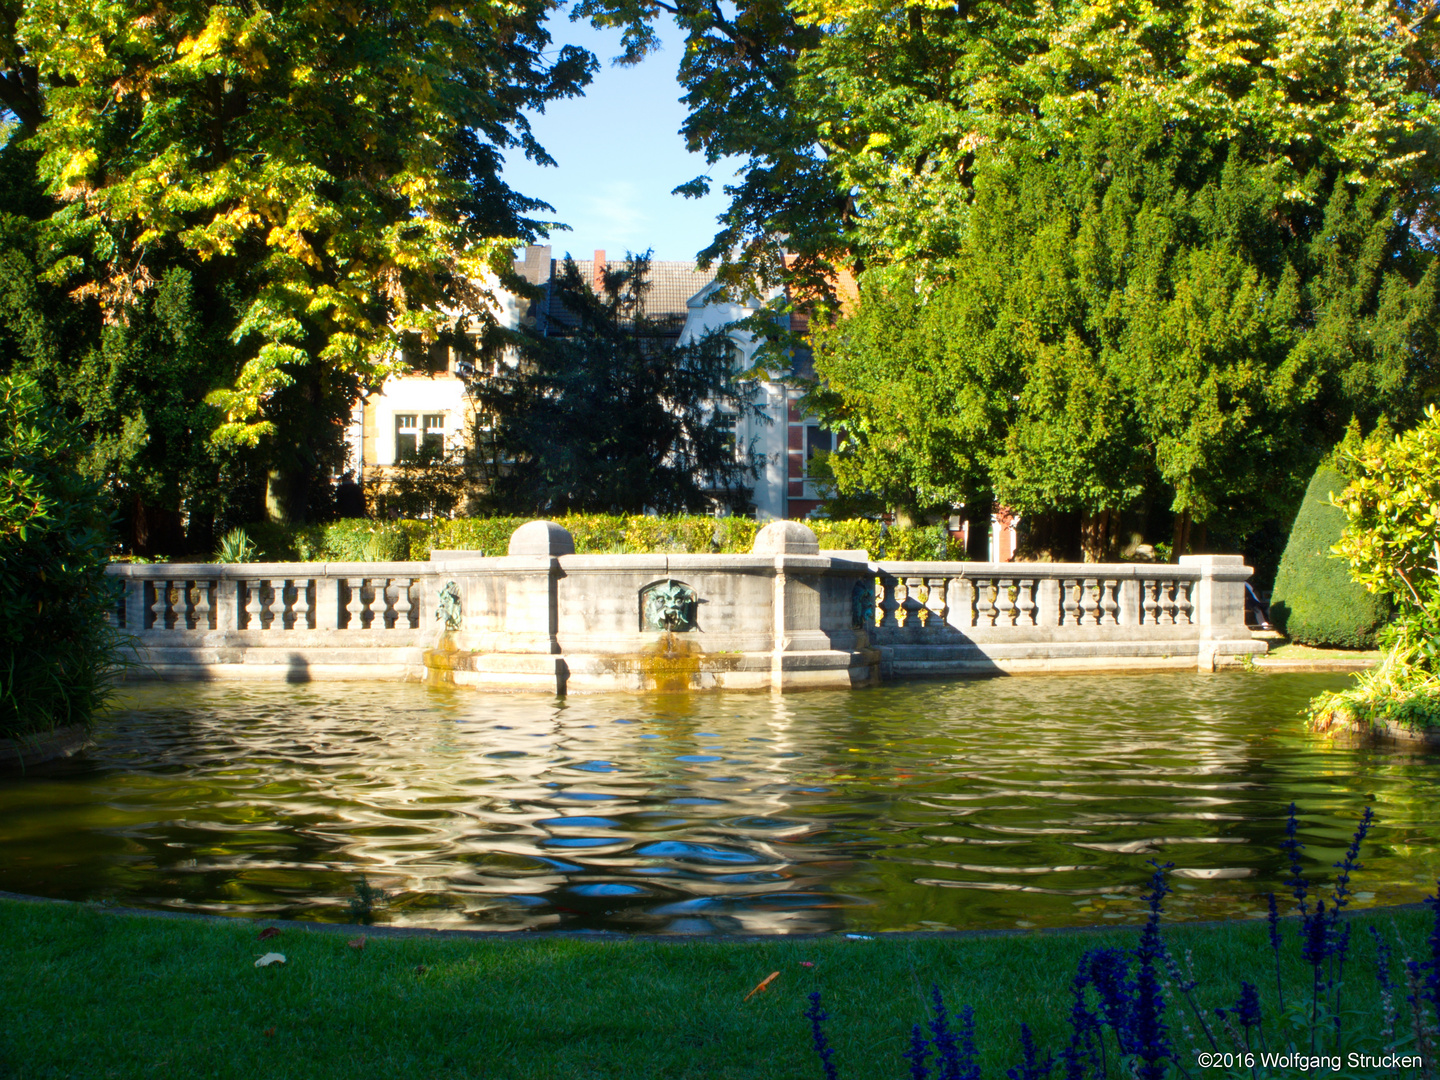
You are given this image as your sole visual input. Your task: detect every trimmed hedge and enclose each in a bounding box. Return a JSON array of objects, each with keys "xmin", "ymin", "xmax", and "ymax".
[
  {"xmin": 237, "ymin": 515, "xmax": 954, "ymax": 563},
  {"xmin": 1270, "ymin": 465, "xmax": 1390, "ymax": 648}
]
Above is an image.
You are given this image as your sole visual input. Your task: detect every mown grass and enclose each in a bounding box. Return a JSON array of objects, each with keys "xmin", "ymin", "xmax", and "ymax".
[
  {"xmin": 1265, "ymin": 643, "xmax": 1383, "ymax": 661},
  {"xmin": 2, "ymin": 898, "xmax": 1434, "ymax": 1079}
]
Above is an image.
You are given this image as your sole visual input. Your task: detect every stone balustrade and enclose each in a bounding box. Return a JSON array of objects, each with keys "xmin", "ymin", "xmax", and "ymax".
[{"xmin": 106, "ymin": 521, "xmax": 1264, "ymax": 691}]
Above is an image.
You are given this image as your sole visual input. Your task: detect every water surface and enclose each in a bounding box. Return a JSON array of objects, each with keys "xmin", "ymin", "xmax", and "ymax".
[{"xmin": 3, "ymin": 673, "xmax": 1436, "ymax": 934}]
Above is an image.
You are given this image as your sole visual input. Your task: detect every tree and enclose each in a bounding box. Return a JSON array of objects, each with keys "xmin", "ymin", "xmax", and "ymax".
[
  {"xmin": 812, "ymin": 108, "xmax": 1440, "ymax": 559},
  {"xmin": 0, "ymin": 373, "xmax": 120, "ymax": 737},
  {"xmin": 468, "ymin": 254, "xmax": 761, "ymax": 515},
  {"xmin": 0, "ymin": 138, "xmax": 257, "ymax": 553},
  {"xmin": 3, "ymin": 0, "xmax": 595, "ymax": 520}
]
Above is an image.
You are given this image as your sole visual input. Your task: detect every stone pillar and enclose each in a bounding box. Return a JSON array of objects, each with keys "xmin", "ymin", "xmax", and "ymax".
[
  {"xmin": 499, "ymin": 520, "xmax": 573, "ymax": 654},
  {"xmin": 121, "ymin": 575, "xmax": 145, "ymax": 633},
  {"xmin": 752, "ymin": 520, "xmax": 821, "ymax": 691},
  {"xmin": 314, "ymin": 574, "xmax": 341, "ymax": 630},
  {"xmin": 1034, "ymin": 577, "xmax": 1061, "ymax": 627},
  {"xmin": 1180, "ymin": 555, "xmax": 1254, "ymax": 670},
  {"xmin": 213, "ymin": 576, "xmax": 240, "ymax": 632}
]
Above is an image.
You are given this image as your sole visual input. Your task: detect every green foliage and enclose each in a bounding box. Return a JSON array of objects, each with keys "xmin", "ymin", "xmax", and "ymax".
[
  {"xmin": 813, "ymin": 108, "xmax": 1440, "ymax": 552},
  {"xmin": 0, "ymin": 374, "xmax": 121, "ymax": 737},
  {"xmin": 1308, "ymin": 635, "xmax": 1440, "ymax": 733},
  {"xmin": 1331, "ymin": 406, "xmax": 1440, "ymax": 615},
  {"xmin": 226, "ymin": 514, "xmax": 950, "ymax": 561},
  {"xmin": 213, "ymin": 528, "xmax": 256, "ymax": 564},
  {"xmin": 0, "ymin": 132, "xmax": 258, "ymax": 554},
  {"xmin": 1270, "ymin": 466, "xmax": 1390, "ymax": 649},
  {"xmin": 11, "ymin": 0, "xmax": 597, "ymax": 447},
  {"xmin": 470, "ymin": 254, "xmax": 762, "ymax": 516}
]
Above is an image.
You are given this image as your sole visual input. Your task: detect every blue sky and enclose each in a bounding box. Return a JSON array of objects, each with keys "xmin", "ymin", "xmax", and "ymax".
[{"xmin": 501, "ymin": 14, "xmax": 742, "ymax": 264}]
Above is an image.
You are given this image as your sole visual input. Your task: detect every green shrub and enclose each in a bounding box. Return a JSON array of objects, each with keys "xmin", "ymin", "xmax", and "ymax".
[
  {"xmin": 227, "ymin": 515, "xmax": 956, "ymax": 561},
  {"xmin": 423, "ymin": 517, "xmax": 524, "ymax": 557},
  {"xmin": 0, "ymin": 375, "xmax": 122, "ymax": 738},
  {"xmin": 1270, "ymin": 465, "xmax": 1390, "ymax": 648}
]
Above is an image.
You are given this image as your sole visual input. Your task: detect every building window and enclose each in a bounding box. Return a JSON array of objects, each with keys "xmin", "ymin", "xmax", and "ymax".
[
  {"xmin": 716, "ymin": 413, "xmax": 738, "ymax": 460},
  {"xmin": 395, "ymin": 414, "xmax": 446, "ymax": 462},
  {"xmin": 804, "ymin": 425, "xmax": 832, "ymax": 475}
]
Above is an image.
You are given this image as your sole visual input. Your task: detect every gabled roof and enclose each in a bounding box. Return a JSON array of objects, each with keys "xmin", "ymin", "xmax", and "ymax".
[{"xmin": 513, "ymin": 245, "xmax": 716, "ymax": 339}]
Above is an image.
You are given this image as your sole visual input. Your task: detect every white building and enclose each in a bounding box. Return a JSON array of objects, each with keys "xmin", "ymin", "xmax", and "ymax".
[{"xmin": 348, "ymin": 245, "xmax": 832, "ymax": 520}]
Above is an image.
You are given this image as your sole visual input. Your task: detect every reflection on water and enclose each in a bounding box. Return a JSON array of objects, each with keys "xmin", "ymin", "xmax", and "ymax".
[{"xmin": 2, "ymin": 673, "xmax": 1438, "ymax": 934}]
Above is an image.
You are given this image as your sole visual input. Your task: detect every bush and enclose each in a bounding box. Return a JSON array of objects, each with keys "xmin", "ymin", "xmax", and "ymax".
[
  {"xmin": 1270, "ymin": 465, "xmax": 1389, "ymax": 648},
  {"xmin": 0, "ymin": 376, "xmax": 122, "ymax": 738},
  {"xmin": 225, "ymin": 514, "xmax": 956, "ymax": 561}
]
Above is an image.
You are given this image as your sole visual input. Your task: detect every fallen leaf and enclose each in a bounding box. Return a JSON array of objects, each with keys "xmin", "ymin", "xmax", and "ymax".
[
  {"xmin": 262, "ymin": 1027, "xmax": 276, "ymax": 1039},
  {"xmin": 258, "ymin": 927, "xmax": 281, "ymax": 941},
  {"xmin": 254, "ymin": 952, "xmax": 286, "ymax": 968},
  {"xmin": 347, "ymin": 935, "xmax": 366, "ymax": 950},
  {"xmin": 415, "ymin": 965, "xmax": 428, "ymax": 975},
  {"xmin": 743, "ymin": 971, "xmax": 780, "ymax": 1002}
]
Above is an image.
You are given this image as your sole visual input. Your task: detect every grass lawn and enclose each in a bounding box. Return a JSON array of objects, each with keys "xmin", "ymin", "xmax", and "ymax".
[
  {"xmin": 1263, "ymin": 643, "xmax": 1383, "ymax": 661},
  {"xmin": 3, "ymin": 897, "xmax": 1435, "ymax": 1079}
]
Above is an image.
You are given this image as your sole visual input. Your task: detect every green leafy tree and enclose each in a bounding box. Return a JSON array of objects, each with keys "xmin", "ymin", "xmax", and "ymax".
[
  {"xmin": 0, "ymin": 137, "xmax": 269, "ymax": 552},
  {"xmin": 469, "ymin": 254, "xmax": 761, "ymax": 515},
  {"xmin": 0, "ymin": 373, "xmax": 120, "ymax": 737},
  {"xmin": 3, "ymin": 0, "xmax": 595, "ymax": 520},
  {"xmin": 813, "ymin": 107, "xmax": 1440, "ymax": 559}
]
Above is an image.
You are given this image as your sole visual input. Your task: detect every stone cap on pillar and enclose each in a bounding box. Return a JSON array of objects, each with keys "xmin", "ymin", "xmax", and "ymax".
[
  {"xmin": 508, "ymin": 520, "xmax": 575, "ymax": 557},
  {"xmin": 752, "ymin": 520, "xmax": 820, "ymax": 555}
]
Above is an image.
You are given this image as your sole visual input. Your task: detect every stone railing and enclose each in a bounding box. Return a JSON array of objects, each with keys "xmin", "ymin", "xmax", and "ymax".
[
  {"xmin": 105, "ymin": 562, "xmax": 433, "ymax": 681},
  {"xmin": 106, "ymin": 521, "xmax": 1264, "ymax": 691},
  {"xmin": 865, "ymin": 557, "xmax": 1255, "ymax": 677}
]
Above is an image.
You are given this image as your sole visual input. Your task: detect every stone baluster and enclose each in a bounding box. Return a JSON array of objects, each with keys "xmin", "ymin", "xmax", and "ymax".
[
  {"xmin": 393, "ymin": 578, "xmax": 413, "ymax": 630},
  {"xmin": 1175, "ymin": 580, "xmax": 1194, "ymax": 625},
  {"xmin": 346, "ymin": 578, "xmax": 368, "ymax": 629},
  {"xmin": 192, "ymin": 580, "xmax": 212, "ymax": 630},
  {"xmin": 1157, "ymin": 580, "xmax": 1176, "ymax": 625},
  {"xmin": 269, "ymin": 578, "xmax": 289, "ymax": 630},
  {"xmin": 877, "ymin": 575, "xmax": 900, "ymax": 629},
  {"xmin": 1099, "ymin": 579, "xmax": 1119, "ymax": 626},
  {"xmin": 1141, "ymin": 580, "xmax": 1160, "ymax": 625},
  {"xmin": 1060, "ymin": 579, "xmax": 1080, "ymax": 626},
  {"xmin": 1077, "ymin": 579, "xmax": 1098, "ymax": 625},
  {"xmin": 149, "ymin": 580, "xmax": 170, "ymax": 630},
  {"xmin": 292, "ymin": 578, "xmax": 311, "ymax": 630},
  {"xmin": 243, "ymin": 580, "xmax": 264, "ymax": 630},
  {"xmin": 901, "ymin": 576, "xmax": 926, "ymax": 629},
  {"xmin": 974, "ymin": 578, "xmax": 996, "ymax": 627},
  {"xmin": 1015, "ymin": 579, "xmax": 1037, "ymax": 626}
]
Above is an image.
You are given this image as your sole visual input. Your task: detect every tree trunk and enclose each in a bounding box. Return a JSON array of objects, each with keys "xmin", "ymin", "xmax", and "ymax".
[
  {"xmin": 1081, "ymin": 509, "xmax": 1113, "ymax": 563},
  {"xmin": 1172, "ymin": 511, "xmax": 1191, "ymax": 562},
  {"xmin": 131, "ymin": 496, "xmax": 185, "ymax": 557}
]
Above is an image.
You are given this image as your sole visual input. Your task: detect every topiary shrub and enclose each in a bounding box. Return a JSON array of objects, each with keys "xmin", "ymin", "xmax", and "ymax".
[{"xmin": 1270, "ymin": 465, "xmax": 1390, "ymax": 648}]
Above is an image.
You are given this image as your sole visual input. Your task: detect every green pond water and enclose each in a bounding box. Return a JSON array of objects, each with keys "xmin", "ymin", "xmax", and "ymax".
[{"xmin": 2, "ymin": 672, "xmax": 1437, "ymax": 935}]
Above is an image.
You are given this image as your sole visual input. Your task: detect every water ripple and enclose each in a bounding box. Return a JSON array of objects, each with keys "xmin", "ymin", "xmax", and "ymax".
[{"xmin": 2, "ymin": 673, "xmax": 1439, "ymax": 934}]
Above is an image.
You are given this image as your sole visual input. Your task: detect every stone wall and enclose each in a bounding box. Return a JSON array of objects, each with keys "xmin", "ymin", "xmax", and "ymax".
[{"xmin": 105, "ymin": 520, "xmax": 1264, "ymax": 692}]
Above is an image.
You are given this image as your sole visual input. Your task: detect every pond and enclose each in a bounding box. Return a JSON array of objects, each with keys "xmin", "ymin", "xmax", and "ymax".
[{"xmin": 2, "ymin": 672, "xmax": 1437, "ymax": 935}]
